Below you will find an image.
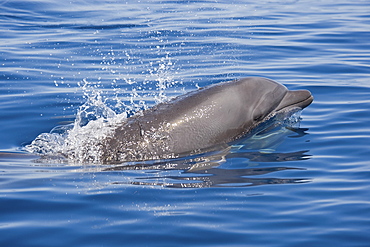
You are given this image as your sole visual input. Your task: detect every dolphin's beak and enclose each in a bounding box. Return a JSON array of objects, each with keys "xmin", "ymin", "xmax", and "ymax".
[{"xmin": 275, "ymin": 90, "xmax": 313, "ymax": 111}]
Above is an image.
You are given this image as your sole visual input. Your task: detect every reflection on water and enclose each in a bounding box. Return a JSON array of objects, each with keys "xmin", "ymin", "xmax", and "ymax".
[
  {"xmin": 106, "ymin": 149, "xmax": 310, "ymax": 188},
  {"xmin": 134, "ymin": 170, "xmax": 309, "ymax": 189}
]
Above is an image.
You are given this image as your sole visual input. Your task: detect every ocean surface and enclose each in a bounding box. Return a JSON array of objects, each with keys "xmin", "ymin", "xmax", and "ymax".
[{"xmin": 1, "ymin": 0, "xmax": 370, "ymax": 246}]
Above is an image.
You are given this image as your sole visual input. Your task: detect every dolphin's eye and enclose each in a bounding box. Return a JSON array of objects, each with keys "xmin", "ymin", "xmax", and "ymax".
[{"xmin": 253, "ymin": 114, "xmax": 264, "ymax": 122}]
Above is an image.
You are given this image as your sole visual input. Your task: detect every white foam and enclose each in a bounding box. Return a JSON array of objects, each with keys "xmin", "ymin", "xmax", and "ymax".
[{"xmin": 26, "ymin": 51, "xmax": 180, "ymax": 164}]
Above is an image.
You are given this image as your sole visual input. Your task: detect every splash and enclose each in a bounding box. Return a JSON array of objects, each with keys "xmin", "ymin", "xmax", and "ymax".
[
  {"xmin": 25, "ymin": 81, "xmax": 124, "ymax": 163},
  {"xmin": 25, "ymin": 51, "xmax": 180, "ymax": 164}
]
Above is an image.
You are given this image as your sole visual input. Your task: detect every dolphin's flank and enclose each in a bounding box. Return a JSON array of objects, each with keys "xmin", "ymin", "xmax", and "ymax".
[{"xmin": 98, "ymin": 77, "xmax": 313, "ymax": 163}]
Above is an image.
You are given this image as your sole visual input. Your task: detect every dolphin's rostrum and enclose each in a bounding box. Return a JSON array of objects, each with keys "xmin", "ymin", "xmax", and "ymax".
[{"xmin": 99, "ymin": 77, "xmax": 313, "ymax": 163}]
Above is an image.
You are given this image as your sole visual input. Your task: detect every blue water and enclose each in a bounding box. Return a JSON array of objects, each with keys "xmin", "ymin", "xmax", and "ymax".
[{"xmin": 1, "ymin": 0, "xmax": 370, "ymax": 246}]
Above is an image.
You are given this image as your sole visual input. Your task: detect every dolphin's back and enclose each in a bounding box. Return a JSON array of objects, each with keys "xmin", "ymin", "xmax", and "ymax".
[{"xmin": 101, "ymin": 77, "xmax": 289, "ymax": 163}]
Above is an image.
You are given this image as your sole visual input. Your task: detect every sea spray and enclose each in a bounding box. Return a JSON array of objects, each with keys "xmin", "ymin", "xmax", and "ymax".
[{"xmin": 26, "ymin": 50, "xmax": 180, "ymax": 164}]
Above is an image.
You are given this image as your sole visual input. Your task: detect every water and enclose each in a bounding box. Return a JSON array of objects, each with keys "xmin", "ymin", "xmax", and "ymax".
[{"xmin": 1, "ymin": 0, "xmax": 370, "ymax": 246}]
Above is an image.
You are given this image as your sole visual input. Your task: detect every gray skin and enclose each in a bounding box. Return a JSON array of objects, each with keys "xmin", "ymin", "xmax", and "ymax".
[{"xmin": 100, "ymin": 77, "xmax": 313, "ymax": 163}]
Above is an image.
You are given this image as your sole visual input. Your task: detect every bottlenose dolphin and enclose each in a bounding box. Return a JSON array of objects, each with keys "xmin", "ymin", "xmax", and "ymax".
[{"xmin": 100, "ymin": 77, "xmax": 313, "ymax": 163}]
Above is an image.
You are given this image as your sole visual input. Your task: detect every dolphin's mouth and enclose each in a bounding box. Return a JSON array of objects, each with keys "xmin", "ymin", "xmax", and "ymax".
[{"xmin": 275, "ymin": 90, "xmax": 313, "ymax": 112}]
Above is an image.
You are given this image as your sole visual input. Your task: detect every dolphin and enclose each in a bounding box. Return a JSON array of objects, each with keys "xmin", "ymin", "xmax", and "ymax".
[{"xmin": 99, "ymin": 77, "xmax": 313, "ymax": 163}]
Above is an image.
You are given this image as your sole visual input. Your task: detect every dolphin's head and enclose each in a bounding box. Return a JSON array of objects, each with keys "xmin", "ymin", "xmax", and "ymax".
[
  {"xmin": 238, "ymin": 77, "xmax": 313, "ymax": 125},
  {"xmin": 274, "ymin": 89, "xmax": 313, "ymax": 113}
]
